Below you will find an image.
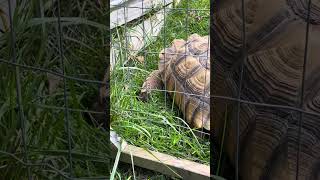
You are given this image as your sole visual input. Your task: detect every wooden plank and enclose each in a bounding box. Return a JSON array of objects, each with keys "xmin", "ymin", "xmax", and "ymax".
[
  {"xmin": 124, "ymin": 8, "xmax": 166, "ymax": 52},
  {"xmin": 110, "ymin": 5, "xmax": 170, "ymax": 70},
  {"xmin": 110, "ymin": 130, "xmax": 210, "ymax": 180},
  {"xmin": 110, "ymin": 0, "xmax": 126, "ymax": 7},
  {"xmin": 110, "ymin": 0, "xmax": 173, "ymax": 29}
]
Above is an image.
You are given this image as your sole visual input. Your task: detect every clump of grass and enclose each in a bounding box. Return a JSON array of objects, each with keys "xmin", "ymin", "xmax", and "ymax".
[
  {"xmin": 110, "ymin": 0, "xmax": 210, "ymax": 167},
  {"xmin": 111, "ymin": 64, "xmax": 210, "ymax": 164},
  {"xmin": 0, "ymin": 0, "xmax": 210, "ymax": 179},
  {"xmin": 0, "ymin": 0, "xmax": 110, "ymax": 179}
]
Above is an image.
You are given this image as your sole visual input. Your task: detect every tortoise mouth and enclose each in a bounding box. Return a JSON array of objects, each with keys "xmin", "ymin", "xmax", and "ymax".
[{"xmin": 136, "ymin": 90, "xmax": 149, "ymax": 102}]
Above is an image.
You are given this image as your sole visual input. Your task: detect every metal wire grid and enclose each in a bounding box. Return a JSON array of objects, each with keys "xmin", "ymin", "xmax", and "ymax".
[
  {"xmin": 110, "ymin": 0, "xmax": 210, "ymax": 163},
  {"xmin": 0, "ymin": 0, "xmax": 109, "ymax": 179},
  {"xmin": 1, "ymin": 0, "xmax": 317, "ymax": 179},
  {"xmin": 111, "ymin": 1, "xmax": 210, "ymax": 132},
  {"xmin": 6, "ymin": 0, "xmax": 31, "ymax": 179},
  {"xmin": 210, "ymin": 0, "xmax": 318, "ymax": 179}
]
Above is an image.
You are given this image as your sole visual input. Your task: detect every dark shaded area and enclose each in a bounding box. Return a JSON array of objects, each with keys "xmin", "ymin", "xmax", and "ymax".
[
  {"xmin": 0, "ymin": 0, "xmax": 110, "ymax": 179},
  {"xmin": 211, "ymin": 0, "xmax": 320, "ymax": 180}
]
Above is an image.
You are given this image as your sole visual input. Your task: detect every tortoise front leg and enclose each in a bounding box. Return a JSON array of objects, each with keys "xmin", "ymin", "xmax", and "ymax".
[{"xmin": 138, "ymin": 70, "xmax": 163, "ymax": 102}]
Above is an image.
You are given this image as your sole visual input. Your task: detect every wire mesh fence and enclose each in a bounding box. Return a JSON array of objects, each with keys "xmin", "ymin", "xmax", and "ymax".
[
  {"xmin": 1, "ymin": 0, "xmax": 320, "ymax": 179},
  {"xmin": 212, "ymin": 0, "xmax": 320, "ymax": 180},
  {"xmin": 1, "ymin": 0, "xmax": 109, "ymax": 179},
  {"xmin": 109, "ymin": 0, "xmax": 211, "ymax": 177}
]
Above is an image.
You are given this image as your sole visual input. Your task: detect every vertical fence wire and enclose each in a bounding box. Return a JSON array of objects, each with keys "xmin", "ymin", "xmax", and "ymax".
[
  {"xmin": 56, "ymin": 0, "xmax": 73, "ymax": 176},
  {"xmin": 141, "ymin": 0, "xmax": 152, "ymax": 135},
  {"xmin": 210, "ymin": 0, "xmax": 215, "ymax": 176},
  {"xmin": 7, "ymin": 0, "xmax": 32, "ymax": 179},
  {"xmin": 183, "ymin": 0, "xmax": 190, "ymax": 125},
  {"xmin": 296, "ymin": 0, "xmax": 312, "ymax": 179},
  {"xmin": 234, "ymin": 0, "xmax": 247, "ymax": 179},
  {"xmin": 122, "ymin": 0, "xmax": 133, "ymax": 114},
  {"xmin": 163, "ymin": 0, "xmax": 167, "ymax": 109},
  {"xmin": 142, "ymin": 0, "xmax": 146, "ymax": 71},
  {"xmin": 202, "ymin": 7, "xmax": 211, "ymax": 138}
]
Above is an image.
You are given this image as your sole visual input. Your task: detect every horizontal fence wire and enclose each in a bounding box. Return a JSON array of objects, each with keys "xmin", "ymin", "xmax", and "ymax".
[
  {"xmin": 110, "ymin": 6, "xmax": 210, "ymax": 12},
  {"xmin": 0, "ymin": 59, "xmax": 107, "ymax": 85}
]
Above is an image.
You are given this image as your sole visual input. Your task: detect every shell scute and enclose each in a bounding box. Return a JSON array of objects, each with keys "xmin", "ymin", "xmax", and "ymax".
[{"xmin": 159, "ymin": 34, "xmax": 210, "ymax": 130}]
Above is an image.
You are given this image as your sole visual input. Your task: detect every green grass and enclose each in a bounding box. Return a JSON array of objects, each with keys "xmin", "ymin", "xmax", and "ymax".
[
  {"xmin": 110, "ymin": 0, "xmax": 210, "ymax": 172},
  {"xmin": 0, "ymin": 0, "xmax": 110, "ymax": 179},
  {"xmin": 0, "ymin": 0, "xmax": 211, "ymax": 179},
  {"xmin": 113, "ymin": 161, "xmax": 173, "ymax": 180}
]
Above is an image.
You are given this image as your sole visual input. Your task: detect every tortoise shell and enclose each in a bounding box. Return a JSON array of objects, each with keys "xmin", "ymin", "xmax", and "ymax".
[
  {"xmin": 213, "ymin": 0, "xmax": 320, "ymax": 179},
  {"xmin": 158, "ymin": 34, "xmax": 210, "ymax": 130}
]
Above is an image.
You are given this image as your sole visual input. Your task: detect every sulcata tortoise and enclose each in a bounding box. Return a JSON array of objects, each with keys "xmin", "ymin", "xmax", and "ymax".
[
  {"xmin": 212, "ymin": 0, "xmax": 320, "ymax": 180},
  {"xmin": 139, "ymin": 34, "xmax": 210, "ymax": 130}
]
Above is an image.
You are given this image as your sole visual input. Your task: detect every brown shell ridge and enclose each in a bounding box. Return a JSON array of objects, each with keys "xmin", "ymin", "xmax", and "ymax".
[
  {"xmin": 211, "ymin": 0, "xmax": 320, "ymax": 179},
  {"xmin": 167, "ymin": 64, "xmax": 209, "ymax": 104},
  {"xmin": 247, "ymin": 8, "xmax": 296, "ymax": 53},
  {"xmin": 184, "ymin": 65, "xmax": 203, "ymax": 80},
  {"xmin": 156, "ymin": 34, "xmax": 210, "ymax": 130},
  {"xmin": 239, "ymin": 112, "xmax": 289, "ymax": 179},
  {"xmin": 212, "ymin": 0, "xmax": 258, "ymax": 67},
  {"xmin": 287, "ymin": 0, "xmax": 320, "ymax": 24},
  {"xmin": 287, "ymin": 123, "xmax": 320, "ymax": 179},
  {"xmin": 212, "ymin": 7, "xmax": 245, "ymax": 66},
  {"xmin": 171, "ymin": 56, "xmax": 202, "ymax": 81},
  {"xmin": 304, "ymin": 75, "xmax": 320, "ymax": 110},
  {"xmin": 259, "ymin": 132, "xmax": 289, "ymax": 180},
  {"xmin": 166, "ymin": 75, "xmax": 209, "ymax": 129},
  {"xmin": 185, "ymin": 77, "xmax": 209, "ymax": 97},
  {"xmin": 305, "ymin": 93, "xmax": 320, "ymax": 114},
  {"xmin": 243, "ymin": 55, "xmax": 300, "ymax": 106},
  {"xmin": 171, "ymin": 58, "xmax": 209, "ymax": 96},
  {"xmin": 226, "ymin": 45, "xmax": 304, "ymax": 108},
  {"xmin": 190, "ymin": 102, "xmax": 207, "ymax": 128},
  {"xmin": 167, "ymin": 73, "xmax": 209, "ymax": 130}
]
